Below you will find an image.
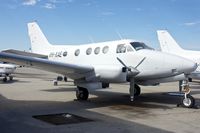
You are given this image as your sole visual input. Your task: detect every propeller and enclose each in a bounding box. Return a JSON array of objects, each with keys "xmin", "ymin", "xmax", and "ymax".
[
  {"xmin": 117, "ymin": 57, "xmax": 146, "ymax": 77},
  {"xmin": 117, "ymin": 57, "xmax": 146, "ymax": 101}
]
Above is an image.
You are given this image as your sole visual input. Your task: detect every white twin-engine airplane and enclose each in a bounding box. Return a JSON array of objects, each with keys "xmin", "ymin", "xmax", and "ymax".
[
  {"xmin": 157, "ymin": 30, "xmax": 200, "ymax": 81},
  {"xmin": 0, "ymin": 22, "xmax": 197, "ymax": 108},
  {"xmin": 0, "ymin": 62, "xmax": 16, "ymax": 82}
]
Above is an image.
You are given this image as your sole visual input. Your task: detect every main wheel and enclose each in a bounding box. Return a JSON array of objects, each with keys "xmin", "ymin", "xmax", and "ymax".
[
  {"xmin": 9, "ymin": 76, "xmax": 13, "ymax": 81},
  {"xmin": 188, "ymin": 78, "xmax": 192, "ymax": 82},
  {"xmin": 129, "ymin": 84, "xmax": 141, "ymax": 96},
  {"xmin": 57, "ymin": 76, "xmax": 63, "ymax": 81},
  {"xmin": 76, "ymin": 87, "xmax": 89, "ymax": 100},
  {"xmin": 3, "ymin": 77, "xmax": 7, "ymax": 82},
  {"xmin": 181, "ymin": 94, "xmax": 195, "ymax": 108},
  {"xmin": 64, "ymin": 76, "xmax": 67, "ymax": 82},
  {"xmin": 134, "ymin": 84, "xmax": 141, "ymax": 96}
]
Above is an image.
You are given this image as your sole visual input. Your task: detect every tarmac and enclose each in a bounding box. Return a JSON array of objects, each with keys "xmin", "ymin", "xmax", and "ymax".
[{"xmin": 0, "ymin": 67, "xmax": 200, "ymax": 133}]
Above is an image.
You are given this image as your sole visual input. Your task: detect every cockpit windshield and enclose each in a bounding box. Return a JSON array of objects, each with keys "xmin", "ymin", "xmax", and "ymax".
[{"xmin": 130, "ymin": 42, "xmax": 154, "ymax": 51}]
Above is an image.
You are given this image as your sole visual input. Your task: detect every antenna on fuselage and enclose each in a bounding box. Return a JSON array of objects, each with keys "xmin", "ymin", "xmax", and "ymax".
[
  {"xmin": 115, "ymin": 29, "xmax": 123, "ymax": 40},
  {"xmin": 88, "ymin": 35, "xmax": 95, "ymax": 43}
]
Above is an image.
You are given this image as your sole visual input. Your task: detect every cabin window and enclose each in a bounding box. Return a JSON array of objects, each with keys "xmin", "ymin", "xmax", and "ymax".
[
  {"xmin": 75, "ymin": 49, "xmax": 80, "ymax": 56},
  {"xmin": 86, "ymin": 48, "xmax": 92, "ymax": 55},
  {"xmin": 94, "ymin": 47, "xmax": 100, "ymax": 54},
  {"xmin": 116, "ymin": 44, "xmax": 126, "ymax": 53},
  {"xmin": 63, "ymin": 51, "xmax": 67, "ymax": 57},
  {"xmin": 102, "ymin": 46, "xmax": 109, "ymax": 54}
]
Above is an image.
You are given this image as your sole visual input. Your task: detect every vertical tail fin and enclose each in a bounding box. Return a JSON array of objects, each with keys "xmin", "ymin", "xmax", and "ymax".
[
  {"xmin": 27, "ymin": 22, "xmax": 51, "ymax": 55},
  {"xmin": 157, "ymin": 30, "xmax": 184, "ymax": 54}
]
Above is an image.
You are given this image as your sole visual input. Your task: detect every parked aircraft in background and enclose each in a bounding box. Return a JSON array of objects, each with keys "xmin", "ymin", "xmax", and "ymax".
[
  {"xmin": 0, "ymin": 62, "xmax": 16, "ymax": 82},
  {"xmin": 0, "ymin": 22, "xmax": 197, "ymax": 108},
  {"xmin": 157, "ymin": 30, "xmax": 200, "ymax": 85},
  {"xmin": 53, "ymin": 75, "xmax": 68, "ymax": 86}
]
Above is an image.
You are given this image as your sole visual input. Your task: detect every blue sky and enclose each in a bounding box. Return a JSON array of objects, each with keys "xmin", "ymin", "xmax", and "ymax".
[{"xmin": 0, "ymin": 0, "xmax": 200, "ymax": 50}]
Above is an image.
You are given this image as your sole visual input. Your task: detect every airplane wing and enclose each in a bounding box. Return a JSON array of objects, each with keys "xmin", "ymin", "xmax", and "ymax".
[
  {"xmin": 2, "ymin": 49, "xmax": 48, "ymax": 59},
  {"xmin": 0, "ymin": 52, "xmax": 94, "ymax": 80}
]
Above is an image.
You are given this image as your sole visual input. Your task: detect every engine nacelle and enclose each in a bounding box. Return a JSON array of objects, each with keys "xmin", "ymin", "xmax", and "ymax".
[
  {"xmin": 94, "ymin": 65, "xmax": 127, "ymax": 83},
  {"xmin": 75, "ymin": 82, "xmax": 102, "ymax": 90}
]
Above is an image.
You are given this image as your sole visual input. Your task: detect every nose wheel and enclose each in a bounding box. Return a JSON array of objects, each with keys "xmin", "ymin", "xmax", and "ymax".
[
  {"xmin": 180, "ymin": 80, "xmax": 195, "ymax": 108},
  {"xmin": 182, "ymin": 94, "xmax": 195, "ymax": 108}
]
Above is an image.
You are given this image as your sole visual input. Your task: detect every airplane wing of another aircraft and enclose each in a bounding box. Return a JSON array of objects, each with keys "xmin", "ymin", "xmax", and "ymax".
[{"xmin": 0, "ymin": 52, "xmax": 94, "ymax": 80}]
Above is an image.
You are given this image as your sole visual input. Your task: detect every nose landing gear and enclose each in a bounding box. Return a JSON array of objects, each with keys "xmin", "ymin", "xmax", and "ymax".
[{"xmin": 179, "ymin": 80, "xmax": 195, "ymax": 108}]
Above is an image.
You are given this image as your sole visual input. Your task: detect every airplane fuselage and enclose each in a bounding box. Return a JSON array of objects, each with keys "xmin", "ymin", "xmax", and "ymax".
[
  {"xmin": 40, "ymin": 39, "xmax": 196, "ymax": 84},
  {"xmin": 0, "ymin": 63, "xmax": 16, "ymax": 77}
]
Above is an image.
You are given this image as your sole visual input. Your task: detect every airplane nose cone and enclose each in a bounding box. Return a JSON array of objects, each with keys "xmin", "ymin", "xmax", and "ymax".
[
  {"xmin": 136, "ymin": 50, "xmax": 197, "ymax": 78},
  {"xmin": 162, "ymin": 52, "xmax": 197, "ymax": 75},
  {"xmin": 181, "ymin": 58, "xmax": 197, "ymax": 74}
]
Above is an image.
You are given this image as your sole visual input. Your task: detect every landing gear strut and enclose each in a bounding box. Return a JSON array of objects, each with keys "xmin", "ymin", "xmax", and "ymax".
[
  {"xmin": 129, "ymin": 78, "xmax": 141, "ymax": 101},
  {"xmin": 76, "ymin": 87, "xmax": 89, "ymax": 100},
  {"xmin": 180, "ymin": 80, "xmax": 195, "ymax": 108}
]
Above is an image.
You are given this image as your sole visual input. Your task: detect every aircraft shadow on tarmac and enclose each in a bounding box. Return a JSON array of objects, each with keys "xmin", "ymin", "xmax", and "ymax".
[
  {"xmin": 0, "ymin": 79, "xmax": 31, "ymax": 84},
  {"xmin": 89, "ymin": 90, "xmax": 200, "ymax": 109},
  {"xmin": 0, "ymin": 94, "xmax": 173, "ymax": 133},
  {"xmin": 42, "ymin": 87, "xmax": 76, "ymax": 92},
  {"xmin": 1, "ymin": 78, "xmax": 199, "ymax": 133},
  {"xmin": 41, "ymin": 85, "xmax": 200, "ymax": 110}
]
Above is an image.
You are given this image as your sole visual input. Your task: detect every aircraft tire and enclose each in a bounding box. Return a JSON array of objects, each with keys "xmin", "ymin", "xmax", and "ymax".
[
  {"xmin": 64, "ymin": 76, "xmax": 67, "ymax": 82},
  {"xmin": 129, "ymin": 84, "xmax": 141, "ymax": 96},
  {"xmin": 181, "ymin": 94, "xmax": 195, "ymax": 108},
  {"xmin": 76, "ymin": 87, "xmax": 89, "ymax": 100},
  {"xmin": 9, "ymin": 76, "xmax": 13, "ymax": 81},
  {"xmin": 188, "ymin": 78, "xmax": 192, "ymax": 82},
  {"xmin": 3, "ymin": 77, "xmax": 7, "ymax": 82},
  {"xmin": 57, "ymin": 76, "xmax": 63, "ymax": 81},
  {"xmin": 134, "ymin": 84, "xmax": 141, "ymax": 96}
]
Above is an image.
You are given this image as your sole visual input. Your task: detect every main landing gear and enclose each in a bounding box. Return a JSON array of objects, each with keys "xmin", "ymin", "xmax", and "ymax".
[
  {"xmin": 76, "ymin": 87, "xmax": 89, "ymax": 101},
  {"xmin": 2, "ymin": 76, "xmax": 13, "ymax": 82},
  {"xmin": 75, "ymin": 82, "xmax": 141, "ymax": 102},
  {"xmin": 129, "ymin": 78, "xmax": 141, "ymax": 101},
  {"xmin": 179, "ymin": 80, "xmax": 195, "ymax": 108}
]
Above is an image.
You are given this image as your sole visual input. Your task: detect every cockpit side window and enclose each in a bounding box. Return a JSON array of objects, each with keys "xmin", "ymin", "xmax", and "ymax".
[
  {"xmin": 116, "ymin": 44, "xmax": 126, "ymax": 53},
  {"xmin": 130, "ymin": 42, "xmax": 154, "ymax": 51},
  {"xmin": 127, "ymin": 45, "xmax": 134, "ymax": 52}
]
